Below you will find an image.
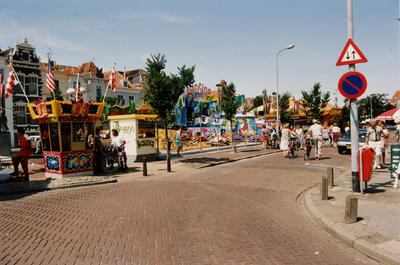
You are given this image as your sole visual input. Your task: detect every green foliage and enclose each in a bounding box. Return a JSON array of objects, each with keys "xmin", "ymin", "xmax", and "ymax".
[
  {"xmin": 48, "ymin": 87, "xmax": 63, "ymax": 101},
  {"xmin": 279, "ymin": 92, "xmax": 292, "ymax": 124},
  {"xmin": 143, "ymin": 54, "xmax": 195, "ymax": 121},
  {"xmin": 221, "ymin": 83, "xmax": 241, "ymax": 128},
  {"xmin": 300, "ymin": 82, "xmax": 330, "ymax": 121},
  {"xmin": 357, "ymin": 93, "xmax": 395, "ymax": 122},
  {"xmin": 129, "ymin": 100, "xmax": 136, "ymax": 114},
  {"xmin": 96, "ymin": 96, "xmax": 125, "ymax": 107},
  {"xmin": 252, "ymin": 95, "xmax": 263, "ymax": 109}
]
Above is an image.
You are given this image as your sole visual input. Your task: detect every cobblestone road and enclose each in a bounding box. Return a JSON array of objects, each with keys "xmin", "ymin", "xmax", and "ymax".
[{"xmin": 0, "ymin": 148, "xmax": 380, "ymax": 264}]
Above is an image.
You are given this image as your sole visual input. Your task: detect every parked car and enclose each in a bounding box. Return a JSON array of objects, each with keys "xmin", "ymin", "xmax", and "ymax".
[
  {"xmin": 28, "ymin": 135, "xmax": 40, "ymax": 141},
  {"xmin": 337, "ymin": 129, "xmax": 367, "ymax": 154}
]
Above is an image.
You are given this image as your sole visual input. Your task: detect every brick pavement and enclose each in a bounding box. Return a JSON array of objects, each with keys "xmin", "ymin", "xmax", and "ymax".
[{"xmin": 0, "ymin": 146, "xmax": 380, "ymax": 264}]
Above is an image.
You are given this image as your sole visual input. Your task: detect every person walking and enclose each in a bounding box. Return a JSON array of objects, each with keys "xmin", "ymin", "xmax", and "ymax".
[
  {"xmin": 296, "ymin": 124, "xmax": 304, "ymax": 148},
  {"xmin": 174, "ymin": 127, "xmax": 183, "ymax": 157},
  {"xmin": 305, "ymin": 119, "xmax": 323, "ymax": 160},
  {"xmin": 10, "ymin": 128, "xmax": 31, "ymax": 181},
  {"xmin": 332, "ymin": 123, "xmax": 341, "ymax": 148},
  {"xmin": 280, "ymin": 124, "xmax": 296, "ymax": 157},
  {"xmin": 261, "ymin": 125, "xmax": 268, "ymax": 149},
  {"xmin": 379, "ymin": 120, "xmax": 389, "ymax": 166},
  {"xmin": 365, "ymin": 119, "xmax": 384, "ymax": 169},
  {"xmin": 322, "ymin": 125, "xmax": 330, "ymax": 147}
]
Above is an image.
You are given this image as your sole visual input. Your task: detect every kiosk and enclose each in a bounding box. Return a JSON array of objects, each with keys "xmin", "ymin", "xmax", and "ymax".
[
  {"xmin": 27, "ymin": 99, "xmax": 104, "ymax": 179},
  {"xmin": 107, "ymin": 104, "xmax": 158, "ymax": 162}
]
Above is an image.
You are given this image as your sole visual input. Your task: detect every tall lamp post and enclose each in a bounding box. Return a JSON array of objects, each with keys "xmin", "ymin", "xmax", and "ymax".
[
  {"xmin": 276, "ymin": 44, "xmax": 295, "ymax": 127},
  {"xmin": 292, "ymin": 96, "xmax": 296, "ymax": 127},
  {"xmin": 370, "ymin": 93, "xmax": 376, "ymax": 119}
]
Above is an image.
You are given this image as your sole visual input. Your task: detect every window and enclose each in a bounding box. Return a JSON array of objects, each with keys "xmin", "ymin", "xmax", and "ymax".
[
  {"xmin": 14, "ymin": 75, "xmax": 25, "ymax": 94},
  {"xmin": 28, "ymin": 76, "xmax": 38, "ymax": 95},
  {"xmin": 15, "ymin": 106, "xmax": 26, "ymax": 124},
  {"xmin": 96, "ymin": 87, "xmax": 102, "ymax": 97},
  {"xmin": 22, "ymin": 52, "xmax": 30, "ymax": 61},
  {"xmin": 129, "ymin": 95, "xmax": 135, "ymax": 102},
  {"xmin": 132, "ymin": 76, "xmax": 139, "ymax": 84},
  {"xmin": 123, "ymin": 81, "xmax": 128, "ymax": 87},
  {"xmin": 117, "ymin": 95, "xmax": 124, "ymax": 100}
]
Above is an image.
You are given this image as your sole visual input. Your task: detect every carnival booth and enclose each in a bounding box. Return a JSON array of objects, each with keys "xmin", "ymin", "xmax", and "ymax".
[
  {"xmin": 27, "ymin": 99, "xmax": 105, "ymax": 179},
  {"xmin": 107, "ymin": 104, "xmax": 158, "ymax": 163}
]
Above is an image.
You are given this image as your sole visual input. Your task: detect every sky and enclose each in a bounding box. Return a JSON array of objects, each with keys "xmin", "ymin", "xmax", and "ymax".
[{"xmin": 1, "ymin": 0, "xmax": 399, "ymax": 105}]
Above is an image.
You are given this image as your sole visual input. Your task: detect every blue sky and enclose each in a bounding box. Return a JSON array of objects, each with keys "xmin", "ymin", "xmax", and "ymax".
[{"xmin": 1, "ymin": 0, "xmax": 399, "ymax": 105}]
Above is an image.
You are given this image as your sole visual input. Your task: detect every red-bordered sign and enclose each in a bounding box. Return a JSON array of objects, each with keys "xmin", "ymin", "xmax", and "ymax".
[
  {"xmin": 338, "ymin": 71, "xmax": 367, "ymax": 99},
  {"xmin": 336, "ymin": 39, "xmax": 368, "ymax": 66}
]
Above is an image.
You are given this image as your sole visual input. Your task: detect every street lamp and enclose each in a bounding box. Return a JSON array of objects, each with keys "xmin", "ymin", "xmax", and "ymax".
[
  {"xmin": 293, "ymin": 96, "xmax": 296, "ymax": 127},
  {"xmin": 370, "ymin": 93, "xmax": 376, "ymax": 119},
  {"xmin": 276, "ymin": 44, "xmax": 295, "ymax": 127}
]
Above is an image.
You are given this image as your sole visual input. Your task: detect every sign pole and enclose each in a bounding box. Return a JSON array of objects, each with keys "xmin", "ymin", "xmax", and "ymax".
[{"xmin": 348, "ymin": 0, "xmax": 360, "ymax": 192}]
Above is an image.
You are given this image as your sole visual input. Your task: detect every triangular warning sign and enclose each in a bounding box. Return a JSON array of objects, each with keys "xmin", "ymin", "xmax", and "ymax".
[{"xmin": 336, "ymin": 38, "xmax": 368, "ymax": 66}]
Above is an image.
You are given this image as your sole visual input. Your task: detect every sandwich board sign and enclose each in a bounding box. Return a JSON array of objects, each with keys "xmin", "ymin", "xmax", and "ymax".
[{"xmin": 336, "ymin": 38, "xmax": 368, "ymax": 66}]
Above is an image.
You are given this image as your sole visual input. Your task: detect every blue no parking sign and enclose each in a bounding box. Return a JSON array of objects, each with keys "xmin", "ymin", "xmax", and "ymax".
[{"xmin": 338, "ymin": 71, "xmax": 367, "ymax": 99}]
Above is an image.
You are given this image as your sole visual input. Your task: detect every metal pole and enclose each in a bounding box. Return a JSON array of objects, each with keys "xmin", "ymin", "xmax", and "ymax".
[
  {"xmin": 293, "ymin": 97, "xmax": 296, "ymax": 127},
  {"xmin": 348, "ymin": 0, "xmax": 360, "ymax": 192}
]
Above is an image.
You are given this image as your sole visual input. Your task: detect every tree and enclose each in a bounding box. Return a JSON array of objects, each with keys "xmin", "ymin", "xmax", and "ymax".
[
  {"xmin": 300, "ymin": 82, "xmax": 330, "ymax": 122},
  {"xmin": 279, "ymin": 91, "xmax": 292, "ymax": 124},
  {"xmin": 252, "ymin": 95, "xmax": 263, "ymax": 109},
  {"xmin": 143, "ymin": 54, "xmax": 195, "ymax": 157},
  {"xmin": 357, "ymin": 93, "xmax": 395, "ymax": 122},
  {"xmin": 220, "ymin": 82, "xmax": 241, "ymax": 153},
  {"xmin": 47, "ymin": 87, "xmax": 63, "ymax": 101}
]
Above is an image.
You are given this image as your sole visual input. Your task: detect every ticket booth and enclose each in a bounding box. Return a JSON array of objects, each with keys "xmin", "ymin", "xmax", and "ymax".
[
  {"xmin": 28, "ymin": 99, "xmax": 105, "ymax": 179},
  {"xmin": 108, "ymin": 104, "xmax": 158, "ymax": 162}
]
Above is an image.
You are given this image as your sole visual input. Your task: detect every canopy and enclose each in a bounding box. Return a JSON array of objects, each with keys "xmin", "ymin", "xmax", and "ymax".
[{"xmin": 375, "ymin": 108, "xmax": 400, "ymax": 121}]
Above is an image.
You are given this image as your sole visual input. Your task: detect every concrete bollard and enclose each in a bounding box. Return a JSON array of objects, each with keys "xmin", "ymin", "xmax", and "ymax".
[
  {"xmin": 167, "ymin": 155, "xmax": 171, "ymax": 172},
  {"xmin": 321, "ymin": 176, "xmax": 328, "ymax": 200},
  {"xmin": 143, "ymin": 157, "xmax": 147, "ymax": 176},
  {"xmin": 327, "ymin": 167, "xmax": 334, "ymax": 187},
  {"xmin": 344, "ymin": 195, "xmax": 358, "ymax": 224}
]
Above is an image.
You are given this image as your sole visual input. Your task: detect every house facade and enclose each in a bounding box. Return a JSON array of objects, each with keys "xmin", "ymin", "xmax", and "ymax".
[{"xmin": 0, "ymin": 38, "xmax": 43, "ymax": 146}]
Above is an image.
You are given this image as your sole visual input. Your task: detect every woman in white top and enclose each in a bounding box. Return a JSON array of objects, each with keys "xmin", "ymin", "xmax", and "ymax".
[
  {"xmin": 280, "ymin": 123, "xmax": 296, "ymax": 157},
  {"xmin": 379, "ymin": 120, "xmax": 389, "ymax": 166},
  {"xmin": 332, "ymin": 123, "xmax": 341, "ymax": 148}
]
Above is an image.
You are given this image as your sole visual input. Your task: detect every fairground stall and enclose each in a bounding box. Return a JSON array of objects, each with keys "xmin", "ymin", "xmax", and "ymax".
[
  {"xmin": 27, "ymin": 99, "xmax": 104, "ymax": 179},
  {"xmin": 108, "ymin": 104, "xmax": 158, "ymax": 162}
]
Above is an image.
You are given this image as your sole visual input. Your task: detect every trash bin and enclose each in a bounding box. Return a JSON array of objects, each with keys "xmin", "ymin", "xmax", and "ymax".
[{"xmin": 358, "ymin": 147, "xmax": 375, "ymax": 181}]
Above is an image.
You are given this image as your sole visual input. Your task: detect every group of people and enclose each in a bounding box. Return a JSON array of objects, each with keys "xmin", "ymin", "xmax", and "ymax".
[{"xmin": 268, "ymin": 120, "xmax": 341, "ymax": 160}]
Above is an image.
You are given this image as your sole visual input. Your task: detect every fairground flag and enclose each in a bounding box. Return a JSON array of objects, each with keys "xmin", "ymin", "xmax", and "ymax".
[
  {"xmin": 46, "ymin": 58, "xmax": 56, "ymax": 93},
  {"xmin": 5, "ymin": 67, "xmax": 19, "ymax": 99},
  {"xmin": 108, "ymin": 63, "xmax": 116, "ymax": 95}
]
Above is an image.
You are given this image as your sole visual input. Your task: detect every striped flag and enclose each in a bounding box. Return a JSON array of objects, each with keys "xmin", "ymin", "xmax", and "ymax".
[
  {"xmin": 75, "ymin": 74, "xmax": 81, "ymax": 100},
  {"xmin": 108, "ymin": 63, "xmax": 116, "ymax": 95},
  {"xmin": 46, "ymin": 59, "xmax": 56, "ymax": 93},
  {"xmin": 5, "ymin": 67, "xmax": 19, "ymax": 99}
]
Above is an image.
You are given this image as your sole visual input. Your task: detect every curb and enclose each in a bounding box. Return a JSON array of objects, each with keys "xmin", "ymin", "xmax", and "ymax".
[{"xmin": 304, "ymin": 187, "xmax": 400, "ymax": 265}]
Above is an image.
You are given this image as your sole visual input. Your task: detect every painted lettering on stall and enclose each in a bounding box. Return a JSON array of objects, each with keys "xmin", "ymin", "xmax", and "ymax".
[
  {"xmin": 66, "ymin": 154, "xmax": 92, "ymax": 170},
  {"xmin": 137, "ymin": 140, "xmax": 155, "ymax": 148},
  {"xmin": 112, "ymin": 121, "xmax": 134, "ymax": 134}
]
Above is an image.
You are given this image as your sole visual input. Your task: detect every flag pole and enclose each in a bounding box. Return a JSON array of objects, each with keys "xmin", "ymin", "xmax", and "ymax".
[
  {"xmin": 47, "ymin": 53, "xmax": 56, "ymax": 100},
  {"xmin": 11, "ymin": 66, "xmax": 30, "ymax": 104},
  {"xmin": 102, "ymin": 84, "xmax": 109, "ymax": 102}
]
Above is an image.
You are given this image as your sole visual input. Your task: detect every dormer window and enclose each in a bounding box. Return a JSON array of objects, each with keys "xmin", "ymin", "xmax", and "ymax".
[
  {"xmin": 22, "ymin": 52, "xmax": 30, "ymax": 61},
  {"xmin": 123, "ymin": 81, "xmax": 128, "ymax": 87}
]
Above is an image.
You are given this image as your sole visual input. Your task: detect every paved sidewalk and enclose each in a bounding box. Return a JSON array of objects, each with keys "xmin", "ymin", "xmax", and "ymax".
[{"xmin": 305, "ymin": 158, "xmax": 400, "ymax": 264}]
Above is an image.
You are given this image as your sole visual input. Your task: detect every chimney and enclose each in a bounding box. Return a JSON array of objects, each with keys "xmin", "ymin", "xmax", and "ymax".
[{"xmin": 124, "ymin": 66, "xmax": 126, "ymax": 78}]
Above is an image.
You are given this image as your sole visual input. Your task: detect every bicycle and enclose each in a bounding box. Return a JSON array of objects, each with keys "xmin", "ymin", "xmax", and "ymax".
[
  {"xmin": 288, "ymin": 138, "xmax": 299, "ymax": 159},
  {"xmin": 97, "ymin": 146, "xmax": 125, "ymax": 174},
  {"xmin": 303, "ymin": 135, "xmax": 312, "ymax": 161}
]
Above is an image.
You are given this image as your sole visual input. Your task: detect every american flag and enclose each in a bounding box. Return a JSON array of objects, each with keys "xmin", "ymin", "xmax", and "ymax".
[
  {"xmin": 46, "ymin": 58, "xmax": 56, "ymax": 93},
  {"xmin": 108, "ymin": 63, "xmax": 116, "ymax": 95},
  {"xmin": 5, "ymin": 67, "xmax": 19, "ymax": 99}
]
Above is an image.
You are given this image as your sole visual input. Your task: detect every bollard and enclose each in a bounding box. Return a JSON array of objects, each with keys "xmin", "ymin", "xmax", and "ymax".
[
  {"xmin": 327, "ymin": 167, "xmax": 334, "ymax": 187},
  {"xmin": 321, "ymin": 176, "xmax": 328, "ymax": 200},
  {"xmin": 143, "ymin": 157, "xmax": 147, "ymax": 176},
  {"xmin": 167, "ymin": 155, "xmax": 171, "ymax": 172},
  {"xmin": 344, "ymin": 196, "xmax": 358, "ymax": 224}
]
